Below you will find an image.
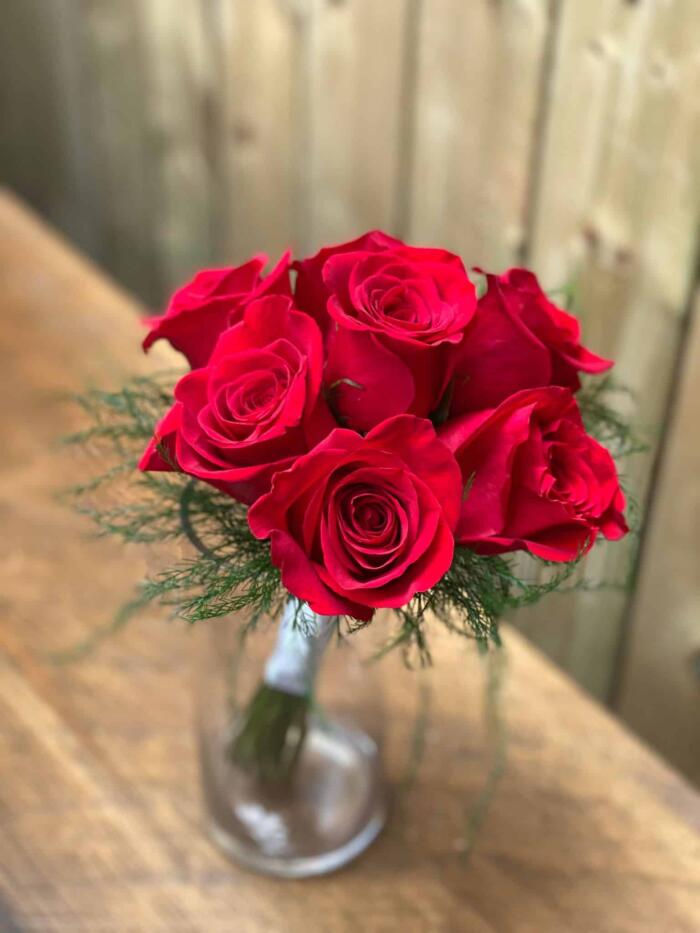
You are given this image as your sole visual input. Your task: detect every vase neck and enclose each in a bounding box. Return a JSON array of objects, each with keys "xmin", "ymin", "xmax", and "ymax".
[{"xmin": 263, "ymin": 598, "xmax": 337, "ymax": 697}]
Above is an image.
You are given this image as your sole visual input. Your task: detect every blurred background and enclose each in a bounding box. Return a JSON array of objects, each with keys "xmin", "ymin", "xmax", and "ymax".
[{"xmin": 1, "ymin": 0, "xmax": 698, "ymax": 783}]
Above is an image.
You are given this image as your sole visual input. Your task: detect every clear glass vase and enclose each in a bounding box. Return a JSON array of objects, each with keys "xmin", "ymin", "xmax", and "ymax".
[{"xmin": 194, "ymin": 598, "xmax": 387, "ymax": 878}]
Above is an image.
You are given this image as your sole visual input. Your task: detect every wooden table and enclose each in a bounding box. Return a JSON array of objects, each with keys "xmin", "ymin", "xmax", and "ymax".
[{"xmin": 0, "ymin": 191, "xmax": 698, "ymax": 932}]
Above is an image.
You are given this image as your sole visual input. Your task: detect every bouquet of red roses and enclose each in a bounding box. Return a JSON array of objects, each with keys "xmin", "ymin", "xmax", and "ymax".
[
  {"xmin": 71, "ymin": 231, "xmax": 631, "ymax": 784},
  {"xmin": 141, "ymin": 231, "xmax": 626, "ymax": 615}
]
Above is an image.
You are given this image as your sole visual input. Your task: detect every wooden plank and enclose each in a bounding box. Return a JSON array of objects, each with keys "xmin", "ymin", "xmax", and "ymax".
[
  {"xmin": 203, "ymin": 0, "xmax": 301, "ymax": 264},
  {"xmin": 408, "ymin": 0, "xmax": 551, "ymax": 266},
  {"xmin": 0, "ymin": 1, "xmax": 96, "ymax": 250},
  {"xmin": 1, "ymin": 190, "xmax": 700, "ymax": 932},
  {"xmin": 302, "ymin": 0, "xmax": 408, "ymax": 251},
  {"xmin": 69, "ymin": 0, "xmax": 162, "ymax": 304},
  {"xmin": 514, "ymin": 0, "xmax": 700, "ymax": 699},
  {"xmin": 136, "ymin": 0, "xmax": 214, "ymax": 296},
  {"xmin": 203, "ymin": 0, "xmax": 410, "ymax": 264},
  {"xmin": 617, "ymin": 290, "xmax": 700, "ymax": 785},
  {"xmin": 0, "ymin": 2, "xmax": 66, "ymax": 217}
]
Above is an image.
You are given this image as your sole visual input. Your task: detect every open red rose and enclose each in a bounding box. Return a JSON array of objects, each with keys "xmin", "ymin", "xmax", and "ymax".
[
  {"xmin": 440, "ymin": 387, "xmax": 627, "ymax": 561},
  {"xmin": 248, "ymin": 415, "xmax": 462, "ymax": 620},
  {"xmin": 143, "ymin": 252, "xmax": 291, "ymax": 368},
  {"xmin": 451, "ymin": 268, "xmax": 612, "ymax": 414},
  {"xmin": 318, "ymin": 242, "xmax": 476, "ymax": 431},
  {"xmin": 139, "ymin": 295, "xmax": 332, "ymax": 504}
]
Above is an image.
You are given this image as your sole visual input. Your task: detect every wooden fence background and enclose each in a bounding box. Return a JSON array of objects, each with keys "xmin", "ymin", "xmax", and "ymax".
[{"xmin": 1, "ymin": 0, "xmax": 699, "ymax": 783}]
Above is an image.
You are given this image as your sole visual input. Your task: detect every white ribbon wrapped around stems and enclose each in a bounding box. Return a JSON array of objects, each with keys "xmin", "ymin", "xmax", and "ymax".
[{"xmin": 263, "ymin": 597, "xmax": 338, "ymax": 697}]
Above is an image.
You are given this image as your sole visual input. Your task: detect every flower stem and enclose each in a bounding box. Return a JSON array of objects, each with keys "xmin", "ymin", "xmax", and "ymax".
[
  {"xmin": 228, "ymin": 683, "xmax": 310, "ymax": 785},
  {"xmin": 227, "ymin": 598, "xmax": 337, "ymax": 786}
]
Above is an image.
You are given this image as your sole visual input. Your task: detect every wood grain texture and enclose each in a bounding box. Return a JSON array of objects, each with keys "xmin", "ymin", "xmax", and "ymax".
[
  {"xmin": 136, "ymin": 0, "xmax": 214, "ymax": 296},
  {"xmin": 302, "ymin": 0, "xmax": 408, "ymax": 251},
  {"xmin": 408, "ymin": 0, "xmax": 550, "ymax": 266},
  {"xmin": 204, "ymin": 0, "xmax": 303, "ymax": 265},
  {"xmin": 71, "ymin": 0, "xmax": 163, "ymax": 304},
  {"xmin": 617, "ymin": 290, "xmax": 700, "ymax": 785},
  {"xmin": 0, "ymin": 191, "xmax": 699, "ymax": 931},
  {"xmin": 514, "ymin": 0, "xmax": 700, "ymax": 700}
]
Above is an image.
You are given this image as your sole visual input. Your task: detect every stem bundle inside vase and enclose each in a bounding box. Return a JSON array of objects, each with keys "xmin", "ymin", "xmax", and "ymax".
[{"xmin": 228, "ymin": 598, "xmax": 337, "ymax": 785}]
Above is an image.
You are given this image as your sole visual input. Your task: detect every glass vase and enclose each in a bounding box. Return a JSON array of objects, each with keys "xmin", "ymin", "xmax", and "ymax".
[{"xmin": 194, "ymin": 598, "xmax": 387, "ymax": 878}]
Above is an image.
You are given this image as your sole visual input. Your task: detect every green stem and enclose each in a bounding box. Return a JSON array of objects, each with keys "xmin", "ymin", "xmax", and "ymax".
[
  {"xmin": 227, "ymin": 598, "xmax": 337, "ymax": 786},
  {"xmin": 228, "ymin": 683, "xmax": 310, "ymax": 786}
]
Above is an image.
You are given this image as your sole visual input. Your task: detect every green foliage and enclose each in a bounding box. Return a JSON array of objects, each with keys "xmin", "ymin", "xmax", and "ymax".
[
  {"xmin": 64, "ymin": 374, "xmax": 283, "ymax": 630},
  {"xmin": 375, "ymin": 547, "xmax": 583, "ymax": 667},
  {"xmin": 577, "ymin": 374, "xmax": 647, "ymax": 460},
  {"xmin": 65, "ymin": 370, "xmax": 638, "ymax": 662}
]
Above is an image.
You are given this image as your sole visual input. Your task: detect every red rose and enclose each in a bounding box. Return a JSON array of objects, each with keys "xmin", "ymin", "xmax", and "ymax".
[
  {"xmin": 248, "ymin": 415, "xmax": 462, "ymax": 620},
  {"xmin": 311, "ymin": 239, "xmax": 476, "ymax": 431},
  {"xmin": 139, "ymin": 296, "xmax": 332, "ymax": 504},
  {"xmin": 440, "ymin": 387, "xmax": 627, "ymax": 561},
  {"xmin": 451, "ymin": 268, "xmax": 612, "ymax": 414},
  {"xmin": 293, "ymin": 230, "xmax": 401, "ymax": 327},
  {"xmin": 143, "ymin": 252, "xmax": 291, "ymax": 368}
]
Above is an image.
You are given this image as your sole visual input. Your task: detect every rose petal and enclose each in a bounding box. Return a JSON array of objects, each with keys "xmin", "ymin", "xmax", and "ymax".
[{"xmin": 325, "ymin": 328, "xmax": 416, "ymax": 432}]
